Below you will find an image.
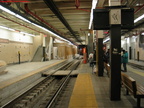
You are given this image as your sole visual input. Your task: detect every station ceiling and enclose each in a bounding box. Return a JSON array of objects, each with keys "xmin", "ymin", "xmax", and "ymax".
[{"xmin": 0, "ymin": 0, "xmax": 144, "ymax": 45}]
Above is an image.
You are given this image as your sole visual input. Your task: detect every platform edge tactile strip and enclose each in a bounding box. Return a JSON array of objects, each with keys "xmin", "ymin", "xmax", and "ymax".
[{"xmin": 68, "ymin": 73, "xmax": 98, "ymax": 108}]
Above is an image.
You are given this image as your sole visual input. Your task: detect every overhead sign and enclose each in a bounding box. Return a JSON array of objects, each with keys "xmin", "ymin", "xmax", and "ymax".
[
  {"xmin": 110, "ymin": 9, "xmax": 121, "ymax": 24},
  {"xmin": 93, "ymin": 8, "xmax": 134, "ymax": 30}
]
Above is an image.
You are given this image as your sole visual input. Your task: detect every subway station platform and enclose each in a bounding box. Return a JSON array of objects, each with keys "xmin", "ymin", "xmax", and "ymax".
[
  {"xmin": 0, "ymin": 59, "xmax": 144, "ymax": 107},
  {"xmin": 68, "ymin": 61, "xmax": 144, "ymax": 108},
  {"xmin": 0, "ymin": 60, "xmax": 66, "ymax": 83}
]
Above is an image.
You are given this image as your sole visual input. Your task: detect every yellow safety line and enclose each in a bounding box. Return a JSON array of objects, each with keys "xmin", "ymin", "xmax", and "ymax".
[{"xmin": 69, "ymin": 73, "xmax": 98, "ymax": 108}]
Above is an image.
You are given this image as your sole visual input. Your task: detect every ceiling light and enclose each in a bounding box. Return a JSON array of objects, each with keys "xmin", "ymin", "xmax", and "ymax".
[
  {"xmin": 8, "ymin": 28, "xmax": 15, "ymax": 31},
  {"xmin": 15, "ymin": 14, "xmax": 31, "ymax": 23},
  {"xmin": 0, "ymin": 25, "xmax": 9, "ymax": 30},
  {"xmin": 31, "ymin": 23, "xmax": 73, "ymax": 44},
  {"xmin": 0, "ymin": 5, "xmax": 74, "ymax": 45},
  {"xmin": 0, "ymin": 25, "xmax": 15, "ymax": 31},
  {"xmin": 134, "ymin": 14, "xmax": 144, "ymax": 23},
  {"xmin": 103, "ymin": 37, "xmax": 110, "ymax": 43},
  {"xmin": 0, "ymin": 5, "xmax": 15, "ymax": 15},
  {"xmin": 89, "ymin": 0, "xmax": 98, "ymax": 29},
  {"xmin": 20, "ymin": 32, "xmax": 35, "ymax": 37}
]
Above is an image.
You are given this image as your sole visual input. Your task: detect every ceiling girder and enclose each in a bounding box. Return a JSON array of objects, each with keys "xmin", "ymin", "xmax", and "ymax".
[
  {"xmin": 0, "ymin": 3, "xmax": 69, "ymax": 41},
  {"xmin": 43, "ymin": 0, "xmax": 82, "ymax": 44}
]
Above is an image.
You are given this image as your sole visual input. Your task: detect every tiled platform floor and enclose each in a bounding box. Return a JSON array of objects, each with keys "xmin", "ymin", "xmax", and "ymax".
[{"xmin": 72, "ymin": 63, "xmax": 144, "ymax": 108}]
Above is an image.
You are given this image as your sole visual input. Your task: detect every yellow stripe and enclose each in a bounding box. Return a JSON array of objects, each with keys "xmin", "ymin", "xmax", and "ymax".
[{"xmin": 69, "ymin": 73, "xmax": 98, "ymax": 108}]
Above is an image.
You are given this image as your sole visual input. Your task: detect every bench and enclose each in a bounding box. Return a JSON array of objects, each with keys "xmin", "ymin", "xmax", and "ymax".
[
  {"xmin": 121, "ymin": 73, "xmax": 144, "ymax": 107},
  {"xmin": 104, "ymin": 62, "xmax": 110, "ymax": 77}
]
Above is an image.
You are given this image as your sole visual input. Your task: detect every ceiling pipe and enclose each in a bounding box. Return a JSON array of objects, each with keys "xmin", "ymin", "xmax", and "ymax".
[
  {"xmin": 43, "ymin": 0, "xmax": 82, "ymax": 44},
  {"xmin": 129, "ymin": 0, "xmax": 139, "ymax": 7},
  {"xmin": 0, "ymin": 3, "xmax": 73, "ymax": 43},
  {"xmin": 0, "ymin": 15, "xmax": 76, "ymax": 43},
  {"xmin": 24, "ymin": 4, "xmax": 63, "ymax": 35},
  {"xmin": 134, "ymin": 4, "xmax": 144, "ymax": 14},
  {"xmin": 14, "ymin": 3, "xmax": 52, "ymax": 29},
  {"xmin": 75, "ymin": 0, "xmax": 80, "ymax": 9},
  {"xmin": 76, "ymin": 8, "xmax": 90, "ymax": 12},
  {"xmin": 0, "ymin": 15, "xmax": 45, "ymax": 35},
  {"xmin": 75, "ymin": 0, "xmax": 90, "ymax": 12}
]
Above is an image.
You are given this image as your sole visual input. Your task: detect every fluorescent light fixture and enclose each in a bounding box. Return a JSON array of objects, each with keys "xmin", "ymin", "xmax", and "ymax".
[
  {"xmin": 0, "ymin": 25, "xmax": 9, "ymax": 30},
  {"xmin": 141, "ymin": 32, "xmax": 144, "ymax": 35},
  {"xmin": 0, "ymin": 5, "xmax": 31, "ymax": 24},
  {"xmin": 0, "ymin": 5, "xmax": 74, "ymax": 45},
  {"xmin": 0, "ymin": 25, "xmax": 15, "ymax": 31},
  {"xmin": 15, "ymin": 14, "xmax": 31, "ymax": 23},
  {"xmin": 8, "ymin": 28, "xmax": 15, "ymax": 31},
  {"xmin": 31, "ymin": 23, "xmax": 73, "ymax": 44},
  {"xmin": 20, "ymin": 32, "xmax": 35, "ymax": 37},
  {"xmin": 89, "ymin": 0, "xmax": 98, "ymax": 29},
  {"xmin": 0, "ymin": 25, "xmax": 35, "ymax": 36},
  {"xmin": 0, "ymin": 5, "xmax": 16, "ymax": 15},
  {"xmin": 134, "ymin": 14, "xmax": 144, "ymax": 23},
  {"xmin": 103, "ymin": 37, "xmax": 110, "ymax": 43}
]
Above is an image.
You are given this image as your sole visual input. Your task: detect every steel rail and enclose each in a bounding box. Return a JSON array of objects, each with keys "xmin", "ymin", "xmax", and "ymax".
[
  {"xmin": 1, "ymin": 60, "xmax": 76, "ymax": 108},
  {"xmin": 46, "ymin": 61, "xmax": 80, "ymax": 108}
]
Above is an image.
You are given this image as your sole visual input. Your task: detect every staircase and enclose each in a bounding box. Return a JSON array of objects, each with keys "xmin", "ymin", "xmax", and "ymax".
[{"xmin": 32, "ymin": 46, "xmax": 43, "ymax": 62}]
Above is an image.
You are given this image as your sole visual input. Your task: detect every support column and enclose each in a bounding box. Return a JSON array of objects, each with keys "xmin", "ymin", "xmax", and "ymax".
[
  {"xmin": 48, "ymin": 37, "xmax": 53, "ymax": 60},
  {"xmin": 109, "ymin": 0, "xmax": 121, "ymax": 101},
  {"xmin": 110, "ymin": 25, "xmax": 121, "ymax": 100},
  {"xmin": 88, "ymin": 30, "xmax": 93, "ymax": 54},
  {"xmin": 43, "ymin": 35, "xmax": 46, "ymax": 61},
  {"xmin": 97, "ymin": 30, "xmax": 104, "ymax": 76}
]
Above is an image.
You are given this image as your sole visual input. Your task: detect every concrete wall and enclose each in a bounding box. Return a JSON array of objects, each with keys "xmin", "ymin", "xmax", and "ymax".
[
  {"xmin": 54, "ymin": 43, "xmax": 76, "ymax": 59},
  {"xmin": 0, "ymin": 28, "xmax": 77, "ymax": 64},
  {"xmin": 0, "ymin": 28, "xmax": 43, "ymax": 64},
  {"xmin": 121, "ymin": 35, "xmax": 144, "ymax": 61}
]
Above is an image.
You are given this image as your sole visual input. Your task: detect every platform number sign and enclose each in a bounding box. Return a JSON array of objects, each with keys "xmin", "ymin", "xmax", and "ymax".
[{"xmin": 110, "ymin": 9, "xmax": 121, "ymax": 24}]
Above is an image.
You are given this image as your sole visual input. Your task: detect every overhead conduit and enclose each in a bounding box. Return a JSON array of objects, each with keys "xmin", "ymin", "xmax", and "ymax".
[
  {"xmin": 0, "ymin": 3, "xmax": 72, "ymax": 43},
  {"xmin": 24, "ymin": 4, "xmax": 63, "ymax": 36},
  {"xmin": 75, "ymin": 0, "xmax": 80, "ymax": 9},
  {"xmin": 75, "ymin": 0, "xmax": 90, "ymax": 12},
  {"xmin": 0, "ymin": 15, "xmax": 45, "ymax": 35},
  {"xmin": 43, "ymin": 0, "xmax": 82, "ymax": 44}
]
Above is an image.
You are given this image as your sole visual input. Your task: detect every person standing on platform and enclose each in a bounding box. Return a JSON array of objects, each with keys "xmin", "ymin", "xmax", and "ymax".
[
  {"xmin": 122, "ymin": 50, "xmax": 128, "ymax": 72},
  {"xmin": 121, "ymin": 48, "xmax": 124, "ymax": 71},
  {"xmin": 106, "ymin": 49, "xmax": 110, "ymax": 64},
  {"xmin": 103, "ymin": 49, "xmax": 109, "ymax": 64},
  {"xmin": 88, "ymin": 52, "xmax": 93, "ymax": 67}
]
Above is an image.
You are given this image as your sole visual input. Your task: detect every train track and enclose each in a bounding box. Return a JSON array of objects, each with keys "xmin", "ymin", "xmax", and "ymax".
[
  {"xmin": 128, "ymin": 62, "xmax": 144, "ymax": 70},
  {"xmin": 1, "ymin": 60, "xmax": 80, "ymax": 108}
]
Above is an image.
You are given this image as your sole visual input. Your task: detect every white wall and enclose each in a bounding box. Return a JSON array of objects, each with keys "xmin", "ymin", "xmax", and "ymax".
[
  {"xmin": 0, "ymin": 29, "xmax": 33, "ymax": 43},
  {"xmin": 121, "ymin": 35, "xmax": 144, "ymax": 61},
  {"xmin": 0, "ymin": 28, "xmax": 43, "ymax": 64}
]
